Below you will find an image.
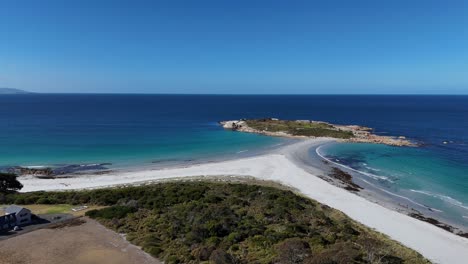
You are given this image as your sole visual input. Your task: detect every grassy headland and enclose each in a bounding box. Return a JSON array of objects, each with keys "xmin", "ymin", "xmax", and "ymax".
[
  {"xmin": 221, "ymin": 118, "xmax": 415, "ymax": 146},
  {"xmin": 3, "ymin": 181, "xmax": 428, "ymax": 264},
  {"xmin": 245, "ymin": 119, "xmax": 354, "ymax": 139}
]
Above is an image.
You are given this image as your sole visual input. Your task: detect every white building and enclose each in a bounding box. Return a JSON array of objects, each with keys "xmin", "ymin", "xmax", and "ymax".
[{"xmin": 5, "ymin": 205, "xmax": 32, "ymax": 226}]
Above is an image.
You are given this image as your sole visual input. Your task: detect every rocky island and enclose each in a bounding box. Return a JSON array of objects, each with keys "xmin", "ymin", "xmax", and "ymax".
[{"xmin": 220, "ymin": 118, "xmax": 415, "ymax": 147}]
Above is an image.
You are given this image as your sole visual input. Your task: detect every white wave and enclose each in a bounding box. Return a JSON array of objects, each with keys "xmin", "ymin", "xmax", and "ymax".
[
  {"xmin": 80, "ymin": 163, "xmax": 103, "ymax": 167},
  {"xmin": 21, "ymin": 165, "xmax": 48, "ymax": 169},
  {"xmin": 316, "ymin": 146, "xmax": 392, "ymax": 182},
  {"xmin": 365, "ymin": 166, "xmax": 381, "ymax": 172},
  {"xmin": 410, "ymin": 190, "xmax": 468, "ymax": 211},
  {"xmin": 463, "ymin": 216, "xmax": 468, "ymax": 219},
  {"xmin": 236, "ymin": 150, "xmax": 248, "ymax": 154},
  {"xmin": 358, "ymin": 178, "xmax": 442, "ymax": 211},
  {"xmin": 315, "ymin": 146, "xmax": 444, "ymax": 212}
]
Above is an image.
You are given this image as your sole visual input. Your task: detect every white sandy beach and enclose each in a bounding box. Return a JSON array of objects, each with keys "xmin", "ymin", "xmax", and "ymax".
[{"xmin": 18, "ymin": 139, "xmax": 468, "ymax": 264}]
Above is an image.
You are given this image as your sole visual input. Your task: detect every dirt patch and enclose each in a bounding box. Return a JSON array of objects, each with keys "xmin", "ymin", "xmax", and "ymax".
[{"xmin": 0, "ymin": 217, "xmax": 160, "ymax": 264}]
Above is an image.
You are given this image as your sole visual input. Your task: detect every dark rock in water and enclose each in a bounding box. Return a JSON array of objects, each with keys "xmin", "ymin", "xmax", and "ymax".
[
  {"xmin": 328, "ymin": 167, "xmax": 363, "ymax": 192},
  {"xmin": 7, "ymin": 167, "xmax": 54, "ymax": 177},
  {"xmin": 52, "ymin": 163, "xmax": 111, "ymax": 175},
  {"xmin": 408, "ymin": 212, "xmax": 468, "ymax": 238},
  {"xmin": 408, "ymin": 212, "xmax": 454, "ymax": 233},
  {"xmin": 5, "ymin": 163, "xmax": 111, "ymax": 177}
]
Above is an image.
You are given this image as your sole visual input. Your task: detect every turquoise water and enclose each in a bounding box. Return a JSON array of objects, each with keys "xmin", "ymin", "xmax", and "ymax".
[
  {"xmin": 1, "ymin": 126, "xmax": 284, "ymax": 168},
  {"xmin": 0, "ymin": 95, "xmax": 295, "ymax": 168},
  {"xmin": 1, "ymin": 94, "xmax": 467, "ymax": 227},
  {"xmin": 318, "ymin": 143, "xmax": 468, "ymax": 228}
]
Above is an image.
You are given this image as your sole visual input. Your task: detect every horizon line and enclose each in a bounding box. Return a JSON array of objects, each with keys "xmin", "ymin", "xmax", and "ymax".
[{"xmin": 3, "ymin": 92, "xmax": 468, "ymax": 96}]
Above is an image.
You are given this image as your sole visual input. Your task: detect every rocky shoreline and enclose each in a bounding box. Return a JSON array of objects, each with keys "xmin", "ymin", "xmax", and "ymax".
[
  {"xmin": 220, "ymin": 118, "xmax": 416, "ymax": 147},
  {"xmin": 5, "ymin": 163, "xmax": 112, "ymax": 178}
]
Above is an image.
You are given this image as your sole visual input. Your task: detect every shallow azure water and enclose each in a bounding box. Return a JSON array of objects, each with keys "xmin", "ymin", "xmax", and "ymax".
[{"xmin": 318, "ymin": 142, "xmax": 468, "ymax": 228}]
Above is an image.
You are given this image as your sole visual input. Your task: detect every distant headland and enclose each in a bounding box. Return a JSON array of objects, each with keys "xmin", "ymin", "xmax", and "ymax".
[
  {"xmin": 0, "ymin": 88, "xmax": 33, "ymax": 94},
  {"xmin": 220, "ymin": 118, "xmax": 416, "ymax": 147}
]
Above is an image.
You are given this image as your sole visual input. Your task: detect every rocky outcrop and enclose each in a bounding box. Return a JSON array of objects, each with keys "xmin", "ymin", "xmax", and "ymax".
[
  {"xmin": 220, "ymin": 118, "xmax": 416, "ymax": 147},
  {"xmin": 6, "ymin": 163, "xmax": 112, "ymax": 178},
  {"xmin": 220, "ymin": 120, "xmax": 305, "ymax": 139},
  {"xmin": 7, "ymin": 166, "xmax": 54, "ymax": 177},
  {"xmin": 328, "ymin": 167, "xmax": 363, "ymax": 192},
  {"xmin": 222, "ymin": 120, "xmax": 246, "ymax": 131}
]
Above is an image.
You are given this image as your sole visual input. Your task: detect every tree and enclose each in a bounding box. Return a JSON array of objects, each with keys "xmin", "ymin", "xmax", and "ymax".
[{"xmin": 0, "ymin": 173, "xmax": 23, "ymax": 193}]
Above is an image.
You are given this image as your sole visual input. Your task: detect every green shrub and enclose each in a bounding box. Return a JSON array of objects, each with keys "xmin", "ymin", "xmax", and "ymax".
[
  {"xmin": 85, "ymin": 205, "xmax": 136, "ymax": 219},
  {"xmin": 9, "ymin": 181, "xmax": 429, "ymax": 264},
  {"xmin": 245, "ymin": 119, "xmax": 354, "ymax": 139}
]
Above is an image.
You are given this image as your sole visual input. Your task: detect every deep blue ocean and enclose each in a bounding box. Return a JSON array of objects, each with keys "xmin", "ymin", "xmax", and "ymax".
[{"xmin": 1, "ymin": 94, "xmax": 467, "ymax": 227}]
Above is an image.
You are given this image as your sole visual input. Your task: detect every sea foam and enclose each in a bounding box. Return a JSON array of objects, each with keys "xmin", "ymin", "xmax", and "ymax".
[{"xmin": 410, "ymin": 189, "xmax": 468, "ymax": 211}]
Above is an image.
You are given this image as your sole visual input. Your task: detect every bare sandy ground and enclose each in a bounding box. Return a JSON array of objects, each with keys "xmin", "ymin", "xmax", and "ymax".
[
  {"xmin": 0, "ymin": 218, "xmax": 160, "ymax": 264},
  {"xmin": 17, "ymin": 139, "xmax": 468, "ymax": 264}
]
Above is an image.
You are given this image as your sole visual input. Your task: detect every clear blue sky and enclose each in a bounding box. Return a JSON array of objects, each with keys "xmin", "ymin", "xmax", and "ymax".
[{"xmin": 1, "ymin": 0, "xmax": 467, "ymax": 94}]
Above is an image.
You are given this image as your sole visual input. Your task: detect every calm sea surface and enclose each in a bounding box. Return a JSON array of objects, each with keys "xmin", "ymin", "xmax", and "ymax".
[{"xmin": 1, "ymin": 94, "xmax": 467, "ymax": 226}]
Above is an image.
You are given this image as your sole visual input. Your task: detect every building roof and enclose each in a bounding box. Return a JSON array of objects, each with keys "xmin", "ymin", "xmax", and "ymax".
[{"xmin": 5, "ymin": 205, "xmax": 30, "ymax": 215}]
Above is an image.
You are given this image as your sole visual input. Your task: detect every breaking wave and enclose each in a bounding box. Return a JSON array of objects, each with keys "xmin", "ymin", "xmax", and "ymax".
[
  {"xmin": 315, "ymin": 145, "xmax": 444, "ymax": 212},
  {"xmin": 316, "ymin": 146, "xmax": 392, "ymax": 182},
  {"xmin": 410, "ymin": 190, "xmax": 468, "ymax": 211}
]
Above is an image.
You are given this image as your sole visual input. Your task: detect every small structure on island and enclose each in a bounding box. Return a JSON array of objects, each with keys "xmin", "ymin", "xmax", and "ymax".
[{"xmin": 4, "ymin": 205, "xmax": 32, "ymax": 226}]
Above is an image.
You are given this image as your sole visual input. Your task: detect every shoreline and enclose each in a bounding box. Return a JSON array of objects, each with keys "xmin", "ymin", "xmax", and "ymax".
[
  {"xmin": 24, "ymin": 139, "xmax": 465, "ymax": 236},
  {"xmin": 313, "ymin": 143, "xmax": 468, "ymax": 235},
  {"xmin": 5, "ymin": 138, "xmax": 297, "ymax": 178},
  {"xmin": 16, "ymin": 138, "xmax": 468, "ymax": 263},
  {"xmin": 295, "ymin": 141, "xmax": 468, "ymax": 234}
]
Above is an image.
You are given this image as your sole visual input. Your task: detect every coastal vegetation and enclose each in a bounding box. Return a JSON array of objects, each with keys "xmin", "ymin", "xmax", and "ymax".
[
  {"xmin": 244, "ymin": 119, "xmax": 354, "ymax": 139},
  {"xmin": 0, "ymin": 172, "xmax": 23, "ymax": 193},
  {"xmin": 4, "ymin": 181, "xmax": 428, "ymax": 264},
  {"xmin": 221, "ymin": 118, "xmax": 415, "ymax": 146}
]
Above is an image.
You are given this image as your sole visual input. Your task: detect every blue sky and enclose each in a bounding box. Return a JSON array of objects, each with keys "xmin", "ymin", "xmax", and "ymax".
[{"xmin": 1, "ymin": 0, "xmax": 467, "ymax": 94}]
